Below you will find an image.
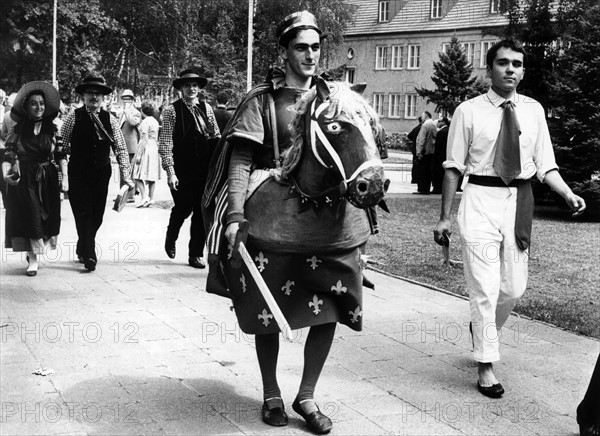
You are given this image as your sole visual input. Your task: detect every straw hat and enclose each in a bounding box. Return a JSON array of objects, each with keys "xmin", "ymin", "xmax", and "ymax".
[
  {"xmin": 10, "ymin": 81, "xmax": 61, "ymax": 121},
  {"xmin": 121, "ymin": 89, "xmax": 135, "ymax": 99}
]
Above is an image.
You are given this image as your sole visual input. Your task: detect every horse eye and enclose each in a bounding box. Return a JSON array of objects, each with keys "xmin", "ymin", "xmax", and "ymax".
[{"xmin": 325, "ymin": 122, "xmax": 342, "ymax": 134}]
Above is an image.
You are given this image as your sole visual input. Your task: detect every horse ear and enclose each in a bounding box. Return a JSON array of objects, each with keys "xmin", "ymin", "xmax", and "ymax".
[
  {"xmin": 351, "ymin": 83, "xmax": 367, "ymax": 95},
  {"xmin": 315, "ymin": 77, "xmax": 331, "ymax": 101}
]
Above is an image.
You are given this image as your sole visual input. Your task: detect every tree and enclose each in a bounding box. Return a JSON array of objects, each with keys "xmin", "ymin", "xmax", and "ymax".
[
  {"xmin": 0, "ymin": 0, "xmax": 354, "ymax": 107},
  {"xmin": 490, "ymin": 0, "xmax": 559, "ymax": 109},
  {"xmin": 547, "ymin": 0, "xmax": 600, "ymax": 196},
  {"xmin": 416, "ymin": 36, "xmax": 487, "ymax": 116}
]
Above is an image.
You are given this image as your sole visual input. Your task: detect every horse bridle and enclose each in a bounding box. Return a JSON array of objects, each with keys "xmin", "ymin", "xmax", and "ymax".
[{"xmin": 308, "ymin": 99, "xmax": 381, "ymax": 192}]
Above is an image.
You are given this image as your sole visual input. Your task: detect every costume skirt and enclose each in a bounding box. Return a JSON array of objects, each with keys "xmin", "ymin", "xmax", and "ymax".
[
  {"xmin": 4, "ymin": 161, "xmax": 60, "ymax": 252},
  {"xmin": 222, "ymin": 243, "xmax": 364, "ymax": 335}
]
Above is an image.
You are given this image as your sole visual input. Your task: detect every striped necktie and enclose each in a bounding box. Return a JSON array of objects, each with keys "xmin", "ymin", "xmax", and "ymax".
[{"xmin": 492, "ymin": 100, "xmax": 521, "ymax": 185}]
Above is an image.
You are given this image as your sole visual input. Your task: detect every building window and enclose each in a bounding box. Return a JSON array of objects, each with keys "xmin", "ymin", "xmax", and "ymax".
[
  {"xmin": 379, "ymin": 1, "xmax": 390, "ymax": 22},
  {"xmin": 345, "ymin": 67, "xmax": 356, "ymax": 84},
  {"xmin": 376, "ymin": 46, "xmax": 389, "ymax": 69},
  {"xmin": 441, "ymin": 43, "xmax": 450, "ymax": 54},
  {"xmin": 490, "ymin": 0, "xmax": 500, "ymax": 13},
  {"xmin": 373, "ymin": 93, "xmax": 385, "ymax": 117},
  {"xmin": 462, "ymin": 42, "xmax": 476, "ymax": 65},
  {"xmin": 391, "ymin": 45, "xmax": 404, "ymax": 69},
  {"xmin": 389, "ymin": 94, "xmax": 402, "ymax": 118},
  {"xmin": 431, "ymin": 0, "xmax": 442, "ymax": 19},
  {"xmin": 347, "ymin": 48, "xmax": 355, "ymax": 59},
  {"xmin": 408, "ymin": 44, "xmax": 420, "ymax": 69},
  {"xmin": 480, "ymin": 41, "xmax": 495, "ymax": 68},
  {"xmin": 405, "ymin": 94, "xmax": 418, "ymax": 119}
]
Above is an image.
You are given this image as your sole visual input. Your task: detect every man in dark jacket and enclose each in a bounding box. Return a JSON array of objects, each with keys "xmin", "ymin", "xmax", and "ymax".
[
  {"xmin": 407, "ymin": 117, "xmax": 422, "ymax": 183},
  {"xmin": 213, "ymin": 92, "xmax": 233, "ymax": 133},
  {"xmin": 158, "ymin": 69, "xmax": 221, "ymax": 268},
  {"xmin": 60, "ymin": 76, "xmax": 134, "ymax": 271},
  {"xmin": 431, "ymin": 116, "xmax": 449, "ymax": 194}
]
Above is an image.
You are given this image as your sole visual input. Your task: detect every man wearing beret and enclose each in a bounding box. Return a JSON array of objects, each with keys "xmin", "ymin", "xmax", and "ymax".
[
  {"xmin": 60, "ymin": 76, "xmax": 134, "ymax": 271},
  {"xmin": 158, "ymin": 69, "xmax": 220, "ymax": 268}
]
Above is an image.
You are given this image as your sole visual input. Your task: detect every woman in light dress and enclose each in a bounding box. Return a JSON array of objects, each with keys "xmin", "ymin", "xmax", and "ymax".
[{"xmin": 131, "ymin": 100, "xmax": 161, "ymax": 207}]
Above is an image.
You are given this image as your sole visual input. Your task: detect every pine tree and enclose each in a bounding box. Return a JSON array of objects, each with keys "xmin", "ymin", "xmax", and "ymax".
[{"xmin": 416, "ymin": 36, "xmax": 484, "ymax": 116}]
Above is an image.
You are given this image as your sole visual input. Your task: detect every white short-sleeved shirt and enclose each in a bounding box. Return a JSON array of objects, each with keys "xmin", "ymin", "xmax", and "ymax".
[{"xmin": 443, "ymin": 88, "xmax": 558, "ymax": 182}]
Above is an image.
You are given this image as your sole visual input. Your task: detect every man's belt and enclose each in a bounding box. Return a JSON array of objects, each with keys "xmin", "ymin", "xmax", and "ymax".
[
  {"xmin": 468, "ymin": 175, "xmax": 534, "ymax": 251},
  {"xmin": 468, "ymin": 175, "xmax": 522, "ymax": 187}
]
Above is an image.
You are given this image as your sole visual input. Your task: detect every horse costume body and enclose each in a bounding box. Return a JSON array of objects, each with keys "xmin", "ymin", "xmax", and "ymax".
[{"xmin": 205, "ymin": 79, "xmax": 389, "ymax": 335}]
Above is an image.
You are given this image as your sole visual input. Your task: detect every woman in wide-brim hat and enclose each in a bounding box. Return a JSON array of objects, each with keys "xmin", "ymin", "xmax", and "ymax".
[
  {"xmin": 1, "ymin": 81, "xmax": 67, "ymax": 276},
  {"xmin": 10, "ymin": 81, "xmax": 62, "ymax": 121}
]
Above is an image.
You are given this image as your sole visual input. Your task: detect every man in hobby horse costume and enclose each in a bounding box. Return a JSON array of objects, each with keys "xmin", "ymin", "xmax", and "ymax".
[{"xmin": 202, "ymin": 11, "xmax": 389, "ymax": 435}]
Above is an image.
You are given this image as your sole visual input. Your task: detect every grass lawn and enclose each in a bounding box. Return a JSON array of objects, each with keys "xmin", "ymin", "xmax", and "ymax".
[{"xmin": 367, "ymin": 194, "xmax": 600, "ymax": 339}]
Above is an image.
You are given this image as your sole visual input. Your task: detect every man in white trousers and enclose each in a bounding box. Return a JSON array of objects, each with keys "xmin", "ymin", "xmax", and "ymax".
[{"xmin": 434, "ymin": 39, "xmax": 586, "ymax": 398}]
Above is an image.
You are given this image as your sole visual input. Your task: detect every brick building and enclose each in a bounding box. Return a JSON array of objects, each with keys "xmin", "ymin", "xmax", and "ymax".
[{"xmin": 334, "ymin": 0, "xmax": 510, "ymax": 135}]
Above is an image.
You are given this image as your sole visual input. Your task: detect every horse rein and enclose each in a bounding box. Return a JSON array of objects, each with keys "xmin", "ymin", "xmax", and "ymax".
[{"xmin": 308, "ymin": 99, "xmax": 381, "ymax": 189}]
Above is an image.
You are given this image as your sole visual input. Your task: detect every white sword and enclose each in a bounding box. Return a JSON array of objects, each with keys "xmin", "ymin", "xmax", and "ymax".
[{"xmin": 234, "ymin": 221, "xmax": 294, "ymax": 341}]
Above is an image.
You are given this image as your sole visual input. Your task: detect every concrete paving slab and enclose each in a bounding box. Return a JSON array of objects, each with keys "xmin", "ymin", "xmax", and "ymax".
[{"xmin": 1, "ymin": 169, "xmax": 597, "ymax": 435}]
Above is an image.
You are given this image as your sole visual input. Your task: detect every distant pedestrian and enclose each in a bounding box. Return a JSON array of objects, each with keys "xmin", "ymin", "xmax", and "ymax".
[
  {"xmin": 431, "ymin": 116, "xmax": 449, "ymax": 194},
  {"xmin": 414, "ymin": 111, "xmax": 436, "ymax": 194},
  {"xmin": 0, "ymin": 90, "xmax": 13, "ymax": 205},
  {"xmin": 434, "ymin": 39, "xmax": 585, "ymax": 398},
  {"xmin": 1, "ymin": 81, "xmax": 67, "ymax": 276},
  {"xmin": 158, "ymin": 68, "xmax": 221, "ymax": 269},
  {"xmin": 131, "ymin": 100, "xmax": 161, "ymax": 207},
  {"xmin": 0, "ymin": 89, "xmax": 6, "ymax": 130},
  {"xmin": 407, "ymin": 117, "xmax": 422, "ymax": 183},
  {"xmin": 60, "ymin": 76, "xmax": 134, "ymax": 272},
  {"xmin": 375, "ymin": 125, "xmax": 388, "ymax": 159},
  {"xmin": 213, "ymin": 92, "xmax": 233, "ymax": 133},
  {"xmin": 118, "ymin": 89, "xmax": 141, "ymax": 200}
]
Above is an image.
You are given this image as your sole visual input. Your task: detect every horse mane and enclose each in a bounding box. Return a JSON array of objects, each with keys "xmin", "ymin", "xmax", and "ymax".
[{"xmin": 280, "ymin": 82, "xmax": 382, "ymax": 179}]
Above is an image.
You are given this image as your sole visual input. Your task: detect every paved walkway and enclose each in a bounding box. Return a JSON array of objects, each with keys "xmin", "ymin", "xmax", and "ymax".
[{"xmin": 0, "ymin": 161, "xmax": 597, "ymax": 435}]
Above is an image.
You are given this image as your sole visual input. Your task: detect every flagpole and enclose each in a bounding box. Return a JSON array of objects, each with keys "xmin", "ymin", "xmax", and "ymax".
[
  {"xmin": 52, "ymin": 0, "xmax": 58, "ymax": 88},
  {"xmin": 247, "ymin": 0, "xmax": 255, "ymax": 92}
]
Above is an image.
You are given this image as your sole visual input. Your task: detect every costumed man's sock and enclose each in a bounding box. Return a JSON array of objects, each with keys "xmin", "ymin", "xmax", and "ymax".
[
  {"xmin": 296, "ymin": 323, "xmax": 336, "ymax": 414},
  {"xmin": 255, "ymin": 332, "xmax": 282, "ymax": 407}
]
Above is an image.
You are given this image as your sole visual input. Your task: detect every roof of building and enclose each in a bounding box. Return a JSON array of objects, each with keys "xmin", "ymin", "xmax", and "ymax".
[{"xmin": 343, "ymin": 0, "xmax": 509, "ymax": 35}]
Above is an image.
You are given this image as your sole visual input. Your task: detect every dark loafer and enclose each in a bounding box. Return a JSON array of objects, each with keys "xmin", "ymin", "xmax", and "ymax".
[
  {"xmin": 261, "ymin": 402, "xmax": 288, "ymax": 427},
  {"xmin": 84, "ymin": 258, "xmax": 96, "ymax": 272},
  {"xmin": 188, "ymin": 256, "xmax": 205, "ymax": 269},
  {"xmin": 292, "ymin": 399, "xmax": 332, "ymax": 434},
  {"xmin": 577, "ymin": 404, "xmax": 600, "ymax": 436},
  {"xmin": 165, "ymin": 236, "xmax": 176, "ymax": 259},
  {"xmin": 477, "ymin": 381, "xmax": 504, "ymax": 398}
]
